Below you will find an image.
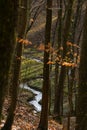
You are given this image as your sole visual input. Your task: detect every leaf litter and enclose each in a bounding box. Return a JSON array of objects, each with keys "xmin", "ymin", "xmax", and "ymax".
[{"xmin": 0, "ymin": 96, "xmax": 63, "ymax": 130}]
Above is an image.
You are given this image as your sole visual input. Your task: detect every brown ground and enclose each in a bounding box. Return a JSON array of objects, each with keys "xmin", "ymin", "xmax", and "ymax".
[{"xmin": 0, "ymin": 90, "xmax": 63, "ymax": 130}]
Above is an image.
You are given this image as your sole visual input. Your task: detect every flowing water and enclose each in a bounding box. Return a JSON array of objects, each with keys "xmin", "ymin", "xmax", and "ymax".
[{"xmin": 20, "ymin": 83, "xmax": 42, "ymax": 112}]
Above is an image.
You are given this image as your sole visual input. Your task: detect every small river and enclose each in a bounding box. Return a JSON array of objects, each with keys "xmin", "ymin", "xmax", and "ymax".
[{"xmin": 20, "ymin": 83, "xmax": 42, "ymax": 112}]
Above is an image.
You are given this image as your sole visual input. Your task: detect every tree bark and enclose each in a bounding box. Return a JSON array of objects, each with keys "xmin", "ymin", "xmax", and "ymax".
[
  {"xmin": 1, "ymin": 0, "xmax": 28, "ymax": 129},
  {"xmin": 76, "ymin": 7, "xmax": 87, "ymax": 130},
  {"xmin": 54, "ymin": 0, "xmax": 62, "ymax": 115},
  {"xmin": 54, "ymin": 0, "xmax": 74, "ymax": 121},
  {"xmin": 38, "ymin": 0, "xmax": 52, "ymax": 130},
  {"xmin": 0, "ymin": 0, "xmax": 18, "ymax": 120}
]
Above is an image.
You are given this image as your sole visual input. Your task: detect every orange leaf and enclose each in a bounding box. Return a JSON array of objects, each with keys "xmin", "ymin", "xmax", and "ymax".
[
  {"xmin": 66, "ymin": 41, "xmax": 72, "ymax": 46},
  {"xmin": 59, "ymin": 46, "xmax": 63, "ymax": 50},
  {"xmin": 73, "ymin": 44, "xmax": 80, "ymax": 48},
  {"xmin": 18, "ymin": 39, "xmax": 24, "ymax": 43},
  {"xmin": 74, "ymin": 53, "xmax": 77, "ymax": 57},
  {"xmin": 47, "ymin": 61, "xmax": 54, "ymax": 64},
  {"xmin": 37, "ymin": 43, "xmax": 45, "ymax": 51}
]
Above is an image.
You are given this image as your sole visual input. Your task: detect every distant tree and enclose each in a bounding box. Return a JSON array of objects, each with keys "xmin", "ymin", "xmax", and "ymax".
[
  {"xmin": 54, "ymin": 0, "xmax": 74, "ymax": 122},
  {"xmin": 71, "ymin": 0, "xmax": 83, "ymax": 43},
  {"xmin": 26, "ymin": 0, "xmax": 45, "ymax": 34},
  {"xmin": 76, "ymin": 7, "xmax": 87, "ymax": 130},
  {"xmin": 37, "ymin": 0, "xmax": 52, "ymax": 129},
  {"xmin": 66, "ymin": 0, "xmax": 84, "ymax": 117},
  {"xmin": 0, "ymin": 0, "xmax": 18, "ymax": 121},
  {"xmin": 1, "ymin": 0, "xmax": 28, "ymax": 130},
  {"xmin": 54, "ymin": 0, "xmax": 63, "ymax": 115}
]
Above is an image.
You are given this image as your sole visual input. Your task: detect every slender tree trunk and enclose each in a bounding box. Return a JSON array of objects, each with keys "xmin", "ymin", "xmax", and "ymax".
[
  {"xmin": 54, "ymin": 0, "xmax": 62, "ymax": 115},
  {"xmin": 0, "ymin": 1, "xmax": 18, "ymax": 121},
  {"xmin": 71, "ymin": 0, "xmax": 83, "ymax": 43},
  {"xmin": 68, "ymin": 68, "xmax": 74, "ymax": 115},
  {"xmin": 54, "ymin": 0, "xmax": 74, "ymax": 122},
  {"xmin": 76, "ymin": 7, "xmax": 87, "ymax": 130},
  {"xmin": 38, "ymin": 0, "xmax": 52, "ymax": 130},
  {"xmin": 68, "ymin": 0, "xmax": 83, "ymax": 117}
]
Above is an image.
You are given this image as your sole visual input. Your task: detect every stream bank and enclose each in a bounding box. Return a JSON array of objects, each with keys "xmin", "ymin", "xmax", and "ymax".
[
  {"xmin": 19, "ymin": 83, "xmax": 70, "ymax": 115},
  {"xmin": 20, "ymin": 83, "xmax": 42, "ymax": 112}
]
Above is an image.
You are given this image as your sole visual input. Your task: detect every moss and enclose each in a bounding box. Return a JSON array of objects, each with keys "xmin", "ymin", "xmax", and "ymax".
[{"xmin": 18, "ymin": 88, "xmax": 34, "ymax": 105}]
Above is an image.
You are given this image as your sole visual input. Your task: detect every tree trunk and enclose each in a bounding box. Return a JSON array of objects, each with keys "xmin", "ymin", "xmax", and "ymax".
[
  {"xmin": 37, "ymin": 0, "xmax": 52, "ymax": 130},
  {"xmin": 54, "ymin": 0, "xmax": 62, "ymax": 115},
  {"xmin": 71, "ymin": 0, "xmax": 83, "ymax": 43},
  {"xmin": 76, "ymin": 7, "xmax": 87, "ymax": 130},
  {"xmin": 54, "ymin": 0, "xmax": 74, "ymax": 122},
  {"xmin": 1, "ymin": 0, "xmax": 28, "ymax": 129},
  {"xmin": 1, "ymin": 43, "xmax": 22, "ymax": 130},
  {"xmin": 0, "ymin": 0, "xmax": 18, "ymax": 120}
]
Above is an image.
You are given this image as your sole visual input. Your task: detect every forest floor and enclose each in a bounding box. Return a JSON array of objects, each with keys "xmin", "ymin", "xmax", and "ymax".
[{"xmin": 0, "ymin": 90, "xmax": 63, "ymax": 130}]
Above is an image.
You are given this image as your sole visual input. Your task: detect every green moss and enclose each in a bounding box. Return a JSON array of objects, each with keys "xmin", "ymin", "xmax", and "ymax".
[{"xmin": 18, "ymin": 87, "xmax": 34, "ymax": 105}]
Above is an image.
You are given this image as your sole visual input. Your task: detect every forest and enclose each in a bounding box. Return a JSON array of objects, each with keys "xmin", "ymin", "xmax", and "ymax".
[{"xmin": 0, "ymin": 0, "xmax": 87, "ymax": 130}]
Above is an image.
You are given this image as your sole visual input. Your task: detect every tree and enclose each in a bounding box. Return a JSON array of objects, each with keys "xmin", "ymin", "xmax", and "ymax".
[
  {"xmin": 71, "ymin": 0, "xmax": 83, "ymax": 43},
  {"xmin": 76, "ymin": 7, "xmax": 87, "ymax": 130},
  {"xmin": 0, "ymin": 0, "xmax": 18, "ymax": 121},
  {"xmin": 54, "ymin": 0, "xmax": 74, "ymax": 122},
  {"xmin": 54, "ymin": 0, "xmax": 63, "ymax": 115},
  {"xmin": 1, "ymin": 0, "xmax": 28, "ymax": 130},
  {"xmin": 37, "ymin": 0, "xmax": 52, "ymax": 129},
  {"xmin": 26, "ymin": 0, "xmax": 45, "ymax": 34}
]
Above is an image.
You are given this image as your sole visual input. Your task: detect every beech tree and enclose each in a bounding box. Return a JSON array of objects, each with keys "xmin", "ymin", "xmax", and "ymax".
[
  {"xmin": 1, "ymin": 0, "xmax": 28, "ymax": 130},
  {"xmin": 38, "ymin": 0, "xmax": 52, "ymax": 129},
  {"xmin": 54, "ymin": 0, "xmax": 63, "ymax": 115},
  {"xmin": 0, "ymin": 0, "xmax": 18, "ymax": 121},
  {"xmin": 76, "ymin": 7, "xmax": 87, "ymax": 130},
  {"xmin": 54, "ymin": 0, "xmax": 74, "ymax": 121}
]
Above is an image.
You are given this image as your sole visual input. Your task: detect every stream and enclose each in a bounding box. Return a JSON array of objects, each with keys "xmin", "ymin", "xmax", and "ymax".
[{"xmin": 20, "ymin": 83, "xmax": 42, "ymax": 112}]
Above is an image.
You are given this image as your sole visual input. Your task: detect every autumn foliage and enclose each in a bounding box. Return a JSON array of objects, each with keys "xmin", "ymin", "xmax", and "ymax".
[
  {"xmin": 37, "ymin": 41, "xmax": 79, "ymax": 67},
  {"xmin": 17, "ymin": 38, "xmax": 32, "ymax": 46}
]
